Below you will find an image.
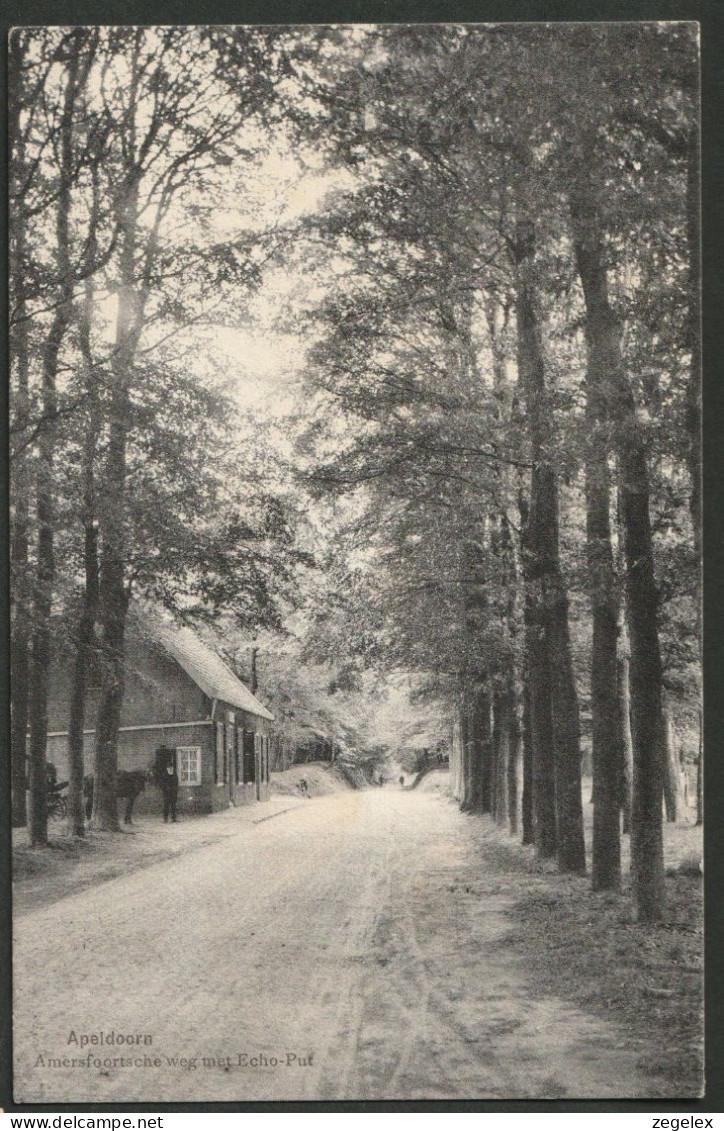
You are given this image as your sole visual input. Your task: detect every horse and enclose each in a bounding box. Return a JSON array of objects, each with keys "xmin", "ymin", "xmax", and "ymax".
[{"xmin": 84, "ymin": 770, "xmax": 148, "ymax": 824}]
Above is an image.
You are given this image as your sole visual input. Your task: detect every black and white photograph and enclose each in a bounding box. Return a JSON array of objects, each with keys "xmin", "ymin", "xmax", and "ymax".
[{"xmin": 9, "ymin": 21, "xmax": 703, "ymax": 1104}]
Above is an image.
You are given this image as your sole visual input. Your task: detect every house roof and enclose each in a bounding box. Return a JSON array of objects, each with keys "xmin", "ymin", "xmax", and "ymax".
[{"xmin": 141, "ymin": 613, "xmax": 274, "ymax": 722}]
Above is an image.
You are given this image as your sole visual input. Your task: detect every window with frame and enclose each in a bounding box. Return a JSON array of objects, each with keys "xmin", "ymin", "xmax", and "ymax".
[{"xmin": 177, "ymin": 746, "xmax": 201, "ymax": 786}]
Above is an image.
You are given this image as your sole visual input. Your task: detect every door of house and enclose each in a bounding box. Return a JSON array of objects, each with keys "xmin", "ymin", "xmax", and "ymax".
[
  {"xmin": 254, "ymin": 733, "xmax": 260, "ymax": 800},
  {"xmin": 242, "ymin": 730, "xmax": 256, "ymax": 790},
  {"xmin": 260, "ymin": 736, "xmax": 268, "ymax": 792},
  {"xmin": 225, "ymin": 713, "xmax": 235, "ymax": 801}
]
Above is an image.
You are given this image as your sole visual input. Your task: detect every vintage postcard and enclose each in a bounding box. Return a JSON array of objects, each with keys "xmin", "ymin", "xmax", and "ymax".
[{"xmin": 9, "ymin": 21, "xmax": 703, "ymax": 1104}]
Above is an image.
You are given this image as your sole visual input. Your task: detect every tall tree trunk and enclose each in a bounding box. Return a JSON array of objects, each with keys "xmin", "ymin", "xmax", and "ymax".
[
  {"xmin": 468, "ymin": 696, "xmax": 481, "ymax": 809},
  {"xmin": 571, "ymin": 187, "xmax": 666, "ymax": 921},
  {"xmin": 67, "ymin": 526, "xmax": 99, "ymax": 837},
  {"xmin": 685, "ymin": 122, "xmax": 701, "ymax": 568},
  {"xmin": 457, "ymin": 530, "xmax": 482, "ymax": 813},
  {"xmin": 477, "ymin": 683, "xmax": 494, "ymax": 814},
  {"xmin": 458, "ymin": 700, "xmax": 467, "ymax": 804},
  {"xmin": 492, "ymin": 686, "xmax": 509, "ymax": 825},
  {"xmin": 10, "ymin": 464, "xmax": 31, "ymax": 829},
  {"xmin": 27, "ymin": 362, "xmax": 57, "ymax": 846},
  {"xmin": 661, "ymin": 707, "xmax": 682, "ymax": 824},
  {"xmin": 91, "ymin": 35, "xmax": 148, "ymax": 830},
  {"xmin": 616, "ymin": 613, "xmax": 634, "ymax": 835},
  {"xmin": 503, "ymin": 513, "xmax": 524, "ymax": 839},
  {"xmin": 507, "ymin": 671, "xmax": 522, "ymax": 836},
  {"xmin": 459, "ymin": 690, "xmax": 473, "ymax": 810},
  {"xmin": 521, "ymin": 684, "xmax": 535, "ymax": 845},
  {"xmin": 458, "ymin": 691, "xmax": 467, "ymax": 806},
  {"xmin": 486, "ymin": 300, "xmax": 525, "ymax": 838},
  {"xmin": 548, "ymin": 591, "xmax": 585, "ymax": 873},
  {"xmin": 460, "ymin": 522, "xmax": 491, "ymax": 814},
  {"xmin": 470, "ymin": 682, "xmax": 492, "ymax": 812},
  {"xmin": 695, "ymin": 709, "xmax": 702, "ymax": 826},
  {"xmin": 9, "ymin": 39, "xmax": 31, "ymax": 828},
  {"xmin": 451, "ymin": 709, "xmax": 463, "ymax": 802},
  {"xmin": 66, "ymin": 268, "xmax": 101, "ymax": 838},
  {"xmin": 92, "ymin": 355, "xmax": 131, "ymax": 832},
  {"xmin": 587, "ymin": 471, "xmax": 621, "ymax": 886},
  {"xmin": 515, "ymin": 222, "xmax": 585, "ymax": 873},
  {"xmin": 569, "ymin": 197, "xmax": 622, "ymax": 891},
  {"xmin": 91, "ymin": 184, "xmax": 140, "ymax": 829},
  {"xmin": 685, "ymin": 122, "xmax": 702, "ymax": 834},
  {"xmin": 27, "ymin": 44, "xmax": 81, "ymax": 845},
  {"xmin": 520, "ymin": 496, "xmax": 556, "ymax": 859},
  {"xmin": 92, "ymin": 579, "xmax": 128, "ymax": 831}
]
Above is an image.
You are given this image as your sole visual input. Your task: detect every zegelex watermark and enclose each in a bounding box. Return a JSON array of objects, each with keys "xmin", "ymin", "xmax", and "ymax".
[{"xmin": 652, "ymin": 1121, "xmax": 713, "ymax": 1129}]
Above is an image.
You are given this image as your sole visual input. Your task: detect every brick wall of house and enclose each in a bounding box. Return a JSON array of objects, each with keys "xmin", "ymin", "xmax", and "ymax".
[
  {"xmin": 43, "ymin": 638, "xmax": 273, "ymax": 817},
  {"xmin": 46, "ymin": 723, "xmax": 217, "ymax": 816},
  {"xmin": 210, "ymin": 704, "xmax": 272, "ymax": 807}
]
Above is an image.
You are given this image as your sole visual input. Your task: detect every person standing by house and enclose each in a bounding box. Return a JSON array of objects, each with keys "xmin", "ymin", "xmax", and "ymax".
[{"xmin": 155, "ymin": 746, "xmax": 179, "ymax": 823}]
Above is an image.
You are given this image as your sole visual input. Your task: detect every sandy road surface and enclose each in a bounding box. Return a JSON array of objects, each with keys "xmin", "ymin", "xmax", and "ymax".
[{"xmin": 14, "ymin": 788, "xmax": 655, "ymax": 1102}]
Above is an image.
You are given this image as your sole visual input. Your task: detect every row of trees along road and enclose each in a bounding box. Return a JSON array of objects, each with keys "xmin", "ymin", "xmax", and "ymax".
[
  {"xmin": 10, "ymin": 27, "xmax": 313, "ymax": 842},
  {"xmin": 282, "ymin": 24, "xmax": 700, "ymax": 922},
  {"xmin": 10, "ymin": 25, "xmax": 700, "ymax": 926}
]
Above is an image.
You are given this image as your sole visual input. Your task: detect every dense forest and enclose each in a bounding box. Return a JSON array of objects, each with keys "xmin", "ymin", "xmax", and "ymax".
[{"xmin": 10, "ymin": 24, "xmax": 700, "ymax": 923}]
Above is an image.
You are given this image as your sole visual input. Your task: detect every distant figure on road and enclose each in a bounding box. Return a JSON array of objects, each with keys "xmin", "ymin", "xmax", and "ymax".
[
  {"xmin": 399, "ymin": 775, "xmax": 405, "ymax": 788},
  {"xmin": 298, "ymin": 777, "xmax": 309, "ymax": 797}
]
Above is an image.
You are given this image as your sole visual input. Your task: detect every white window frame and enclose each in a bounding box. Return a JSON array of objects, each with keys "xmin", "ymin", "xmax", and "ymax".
[{"xmin": 177, "ymin": 746, "xmax": 202, "ymax": 787}]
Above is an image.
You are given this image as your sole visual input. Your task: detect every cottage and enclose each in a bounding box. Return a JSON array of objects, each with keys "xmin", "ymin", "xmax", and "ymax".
[{"xmin": 45, "ymin": 609, "xmax": 274, "ymax": 816}]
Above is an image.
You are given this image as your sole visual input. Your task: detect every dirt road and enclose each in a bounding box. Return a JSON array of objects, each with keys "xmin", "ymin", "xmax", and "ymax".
[{"xmin": 14, "ymin": 788, "xmax": 656, "ymax": 1102}]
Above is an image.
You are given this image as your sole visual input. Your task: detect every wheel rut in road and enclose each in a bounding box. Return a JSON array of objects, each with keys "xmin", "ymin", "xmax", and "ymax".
[
  {"xmin": 14, "ymin": 788, "xmax": 657, "ymax": 1102},
  {"xmin": 304, "ymin": 792, "xmax": 657, "ymax": 1100}
]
